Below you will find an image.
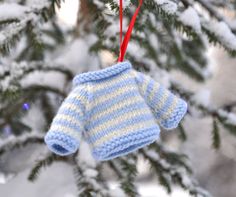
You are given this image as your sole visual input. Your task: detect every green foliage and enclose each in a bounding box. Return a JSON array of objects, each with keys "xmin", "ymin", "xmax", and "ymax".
[
  {"xmin": 118, "ymin": 157, "xmax": 139, "ymax": 196},
  {"xmin": 217, "ymin": 116, "xmax": 236, "ymax": 136},
  {"xmin": 108, "ymin": 156, "xmax": 139, "ymax": 197},
  {"xmin": 212, "ymin": 118, "xmax": 221, "ymax": 149},
  {"xmin": 28, "ymin": 153, "xmax": 64, "ymax": 181},
  {"xmin": 0, "ymin": 133, "xmax": 44, "ymax": 156},
  {"xmin": 73, "ymin": 160, "xmax": 110, "ymax": 197},
  {"xmin": 178, "ymin": 123, "xmax": 187, "ymax": 141}
]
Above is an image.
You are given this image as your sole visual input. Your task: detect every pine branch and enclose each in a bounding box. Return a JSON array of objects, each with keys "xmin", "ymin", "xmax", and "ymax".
[
  {"xmin": 178, "ymin": 123, "xmax": 187, "ymax": 141},
  {"xmin": 141, "ymin": 146, "xmax": 211, "ymax": 197},
  {"xmin": 0, "ymin": 19, "xmax": 29, "ymax": 54},
  {"xmin": 28, "ymin": 153, "xmax": 67, "ymax": 182},
  {"xmin": 73, "ymin": 156, "xmax": 110, "ymax": 197},
  {"xmin": 171, "ymin": 80, "xmax": 236, "ymax": 142},
  {"xmin": 0, "ymin": 132, "xmax": 44, "ymax": 156},
  {"xmin": 212, "ymin": 118, "xmax": 221, "ymax": 149},
  {"xmin": 0, "ymin": 61, "xmax": 73, "ymax": 81},
  {"xmin": 0, "ymin": 0, "xmax": 60, "ymax": 54},
  {"xmin": 195, "ymin": 0, "xmax": 224, "ymax": 21},
  {"xmin": 108, "ymin": 156, "xmax": 139, "ymax": 197},
  {"xmin": 22, "ymin": 85, "xmax": 66, "ymax": 97}
]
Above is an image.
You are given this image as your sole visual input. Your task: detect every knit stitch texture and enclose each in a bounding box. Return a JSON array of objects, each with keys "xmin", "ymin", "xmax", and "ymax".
[{"xmin": 44, "ymin": 62, "xmax": 187, "ymax": 160}]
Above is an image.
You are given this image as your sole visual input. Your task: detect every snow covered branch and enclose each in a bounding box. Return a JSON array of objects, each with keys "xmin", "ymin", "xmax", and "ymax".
[
  {"xmin": 73, "ymin": 155, "xmax": 110, "ymax": 196},
  {"xmin": 0, "ymin": 61, "xmax": 71, "ymax": 103},
  {"xmin": 0, "ymin": 61, "xmax": 73, "ymax": 81},
  {"xmin": 0, "ymin": 132, "xmax": 44, "ymax": 156},
  {"xmin": 28, "ymin": 153, "xmax": 68, "ymax": 182},
  {"xmin": 171, "ymin": 80, "xmax": 236, "ymax": 147},
  {"xmin": 0, "ymin": 0, "xmax": 58, "ymax": 54},
  {"xmin": 108, "ymin": 156, "xmax": 139, "ymax": 196},
  {"xmin": 141, "ymin": 145, "xmax": 211, "ymax": 197}
]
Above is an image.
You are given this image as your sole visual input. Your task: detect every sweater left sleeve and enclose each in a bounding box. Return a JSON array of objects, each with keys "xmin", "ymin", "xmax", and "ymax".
[
  {"xmin": 133, "ymin": 71, "xmax": 187, "ymax": 130},
  {"xmin": 44, "ymin": 85, "xmax": 88, "ymax": 156}
]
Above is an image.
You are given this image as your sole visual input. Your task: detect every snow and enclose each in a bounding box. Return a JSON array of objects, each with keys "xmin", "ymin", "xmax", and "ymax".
[
  {"xmin": 114, "ymin": 0, "xmax": 131, "ymax": 8},
  {"xmin": 78, "ymin": 141, "xmax": 97, "ymax": 168},
  {"xmin": 0, "ymin": 61, "xmax": 69, "ymax": 95},
  {"xmin": 0, "ymin": 34, "xmax": 5, "ymax": 43},
  {"xmin": 193, "ymin": 89, "xmax": 211, "ymax": 107},
  {"xmin": 179, "ymin": 7, "xmax": 201, "ymax": 33},
  {"xmin": 0, "ymin": 166, "xmax": 191, "ymax": 197},
  {"xmin": 154, "ymin": 0, "xmax": 177, "ymax": 15},
  {"xmin": 0, "ymin": 132, "xmax": 44, "ymax": 149},
  {"xmin": 109, "ymin": 184, "xmax": 126, "ymax": 197},
  {"xmin": 226, "ymin": 113, "xmax": 236, "ymax": 125},
  {"xmin": 218, "ymin": 109, "xmax": 236, "ymax": 125},
  {"xmin": 54, "ymin": 37, "xmax": 99, "ymax": 74},
  {"xmin": 152, "ymin": 69, "xmax": 171, "ymax": 88},
  {"xmin": 83, "ymin": 169, "xmax": 98, "ymax": 178},
  {"xmin": 21, "ymin": 104, "xmax": 46, "ymax": 132},
  {"xmin": 0, "ymin": 162, "xmax": 77, "ymax": 197},
  {"xmin": 0, "ymin": 18, "xmax": 29, "ymax": 45},
  {"xmin": 109, "ymin": 181, "xmax": 192, "ymax": 197},
  {"xmin": 28, "ymin": 0, "xmax": 50, "ymax": 9},
  {"xmin": 0, "ymin": 172, "xmax": 14, "ymax": 184},
  {"xmin": 209, "ymin": 21, "xmax": 236, "ymax": 50},
  {"xmin": 56, "ymin": 0, "xmax": 78, "ymax": 27},
  {"xmin": 0, "ymin": 3, "xmax": 29, "ymax": 21},
  {"xmin": 105, "ymin": 0, "xmax": 131, "ymax": 15},
  {"xmin": 149, "ymin": 33, "xmax": 159, "ymax": 50}
]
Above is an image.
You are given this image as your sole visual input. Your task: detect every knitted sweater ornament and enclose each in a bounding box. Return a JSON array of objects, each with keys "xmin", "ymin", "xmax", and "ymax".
[{"xmin": 45, "ymin": 62, "xmax": 187, "ymax": 160}]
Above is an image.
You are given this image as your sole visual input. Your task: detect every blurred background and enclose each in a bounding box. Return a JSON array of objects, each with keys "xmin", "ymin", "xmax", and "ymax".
[{"xmin": 0, "ymin": 0, "xmax": 236, "ymax": 197}]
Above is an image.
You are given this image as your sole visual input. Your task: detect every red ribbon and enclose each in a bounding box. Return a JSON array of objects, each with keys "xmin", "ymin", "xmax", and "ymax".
[{"xmin": 118, "ymin": 0, "xmax": 143, "ymax": 62}]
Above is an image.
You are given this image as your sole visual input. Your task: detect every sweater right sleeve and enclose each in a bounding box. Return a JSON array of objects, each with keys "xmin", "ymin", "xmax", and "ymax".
[
  {"xmin": 44, "ymin": 85, "xmax": 88, "ymax": 156},
  {"xmin": 133, "ymin": 71, "xmax": 187, "ymax": 130}
]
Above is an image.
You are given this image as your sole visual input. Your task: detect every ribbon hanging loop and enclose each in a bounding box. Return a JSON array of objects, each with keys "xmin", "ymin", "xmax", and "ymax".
[{"xmin": 118, "ymin": 0, "xmax": 143, "ymax": 62}]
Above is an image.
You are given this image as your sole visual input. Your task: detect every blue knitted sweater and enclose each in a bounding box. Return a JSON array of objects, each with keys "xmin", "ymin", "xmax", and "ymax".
[{"xmin": 45, "ymin": 62, "xmax": 187, "ymax": 160}]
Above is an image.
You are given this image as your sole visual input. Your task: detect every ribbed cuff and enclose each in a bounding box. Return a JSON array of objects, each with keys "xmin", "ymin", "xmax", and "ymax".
[
  {"xmin": 44, "ymin": 131, "xmax": 79, "ymax": 156},
  {"xmin": 160, "ymin": 100, "xmax": 188, "ymax": 130}
]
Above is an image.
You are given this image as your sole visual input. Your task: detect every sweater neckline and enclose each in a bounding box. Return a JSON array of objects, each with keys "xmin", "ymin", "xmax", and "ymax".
[{"xmin": 73, "ymin": 61, "xmax": 132, "ymax": 85}]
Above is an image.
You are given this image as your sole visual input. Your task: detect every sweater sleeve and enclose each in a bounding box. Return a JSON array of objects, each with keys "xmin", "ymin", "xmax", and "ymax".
[
  {"xmin": 133, "ymin": 71, "xmax": 187, "ymax": 130},
  {"xmin": 44, "ymin": 85, "xmax": 88, "ymax": 156}
]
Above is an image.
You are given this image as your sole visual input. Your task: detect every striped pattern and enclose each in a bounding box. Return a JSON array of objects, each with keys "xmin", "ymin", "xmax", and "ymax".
[
  {"xmin": 44, "ymin": 86, "xmax": 88, "ymax": 156},
  {"xmin": 133, "ymin": 71, "xmax": 187, "ymax": 129},
  {"xmin": 44, "ymin": 61, "xmax": 187, "ymax": 160}
]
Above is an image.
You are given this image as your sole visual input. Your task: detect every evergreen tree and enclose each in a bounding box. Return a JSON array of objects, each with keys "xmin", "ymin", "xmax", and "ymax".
[{"xmin": 1, "ymin": 0, "xmax": 236, "ymax": 196}]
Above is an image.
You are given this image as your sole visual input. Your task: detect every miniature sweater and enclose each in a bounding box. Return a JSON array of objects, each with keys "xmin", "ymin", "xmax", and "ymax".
[{"xmin": 44, "ymin": 62, "xmax": 187, "ymax": 160}]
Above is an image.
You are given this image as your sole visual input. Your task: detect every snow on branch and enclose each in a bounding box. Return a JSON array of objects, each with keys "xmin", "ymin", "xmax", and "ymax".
[
  {"xmin": 171, "ymin": 30, "xmax": 210, "ymax": 80},
  {"xmin": 0, "ymin": 132, "xmax": 44, "ymax": 156},
  {"xmin": 0, "ymin": 61, "xmax": 73, "ymax": 81},
  {"xmin": 154, "ymin": 0, "xmax": 178, "ymax": 15},
  {"xmin": 0, "ymin": 61, "xmax": 72, "ymax": 96},
  {"xmin": 179, "ymin": 0, "xmax": 236, "ymax": 52},
  {"xmin": 74, "ymin": 157, "xmax": 110, "ymax": 196},
  {"xmin": 179, "ymin": 6, "xmax": 201, "ymax": 34},
  {"xmin": 0, "ymin": 3, "xmax": 29, "ymax": 22},
  {"xmin": 204, "ymin": 21, "xmax": 236, "ymax": 51},
  {"xmin": 141, "ymin": 146, "xmax": 211, "ymax": 197},
  {"xmin": 218, "ymin": 109, "xmax": 236, "ymax": 126},
  {"xmin": 0, "ymin": 0, "xmax": 53, "ymax": 53},
  {"xmin": 108, "ymin": 156, "xmax": 139, "ymax": 196},
  {"xmin": 28, "ymin": 153, "xmax": 68, "ymax": 182},
  {"xmin": 171, "ymin": 80, "xmax": 236, "ymax": 138}
]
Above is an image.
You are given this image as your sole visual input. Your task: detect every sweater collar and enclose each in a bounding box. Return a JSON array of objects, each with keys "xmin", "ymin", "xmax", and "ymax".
[{"xmin": 73, "ymin": 61, "xmax": 132, "ymax": 85}]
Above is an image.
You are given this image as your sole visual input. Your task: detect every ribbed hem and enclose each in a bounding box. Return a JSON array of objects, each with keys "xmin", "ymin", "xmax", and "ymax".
[
  {"xmin": 91, "ymin": 127, "xmax": 160, "ymax": 161},
  {"xmin": 73, "ymin": 61, "xmax": 132, "ymax": 85}
]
